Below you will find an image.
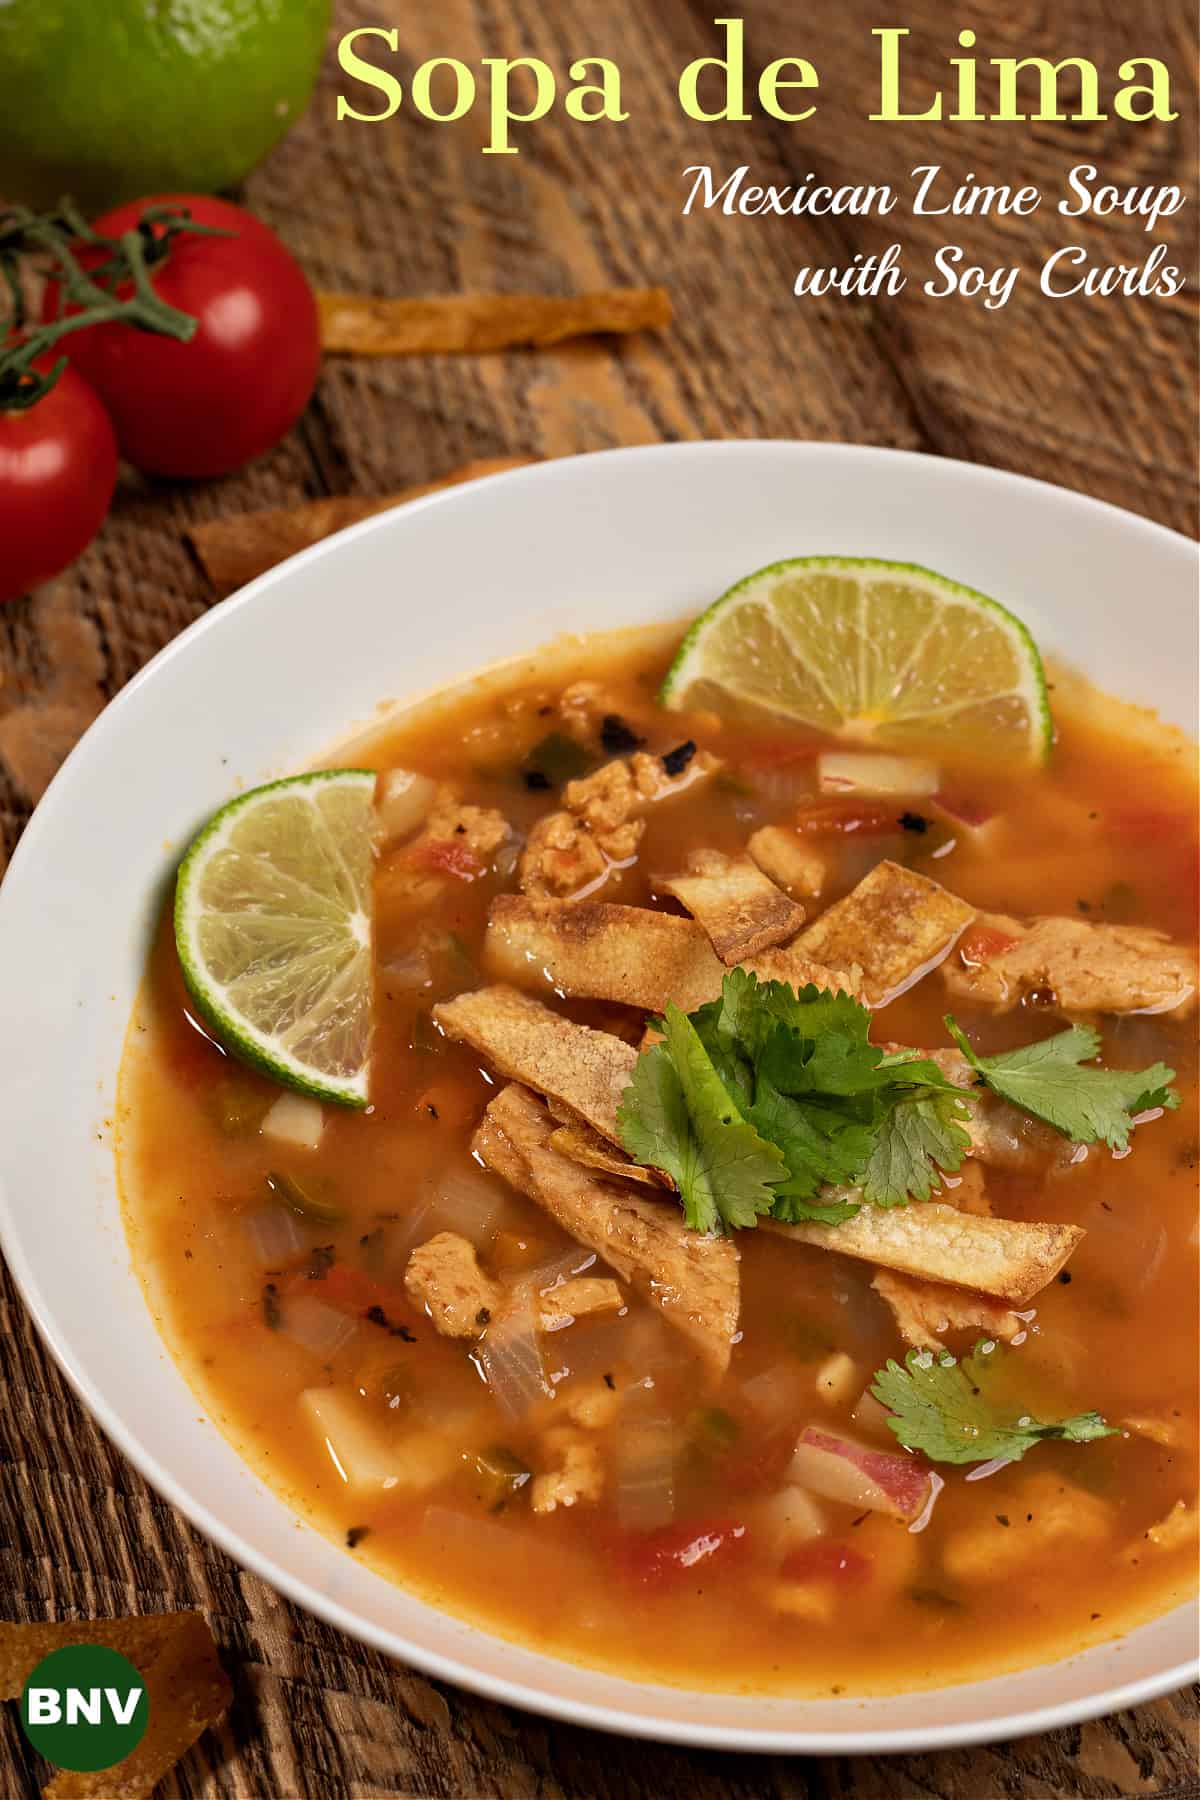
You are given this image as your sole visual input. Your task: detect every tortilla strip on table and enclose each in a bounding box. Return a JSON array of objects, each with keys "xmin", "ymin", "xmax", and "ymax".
[
  {"xmin": 434, "ymin": 984, "xmax": 636, "ymax": 1147},
  {"xmin": 0, "ymin": 1612, "xmax": 230, "ymax": 1800},
  {"xmin": 763, "ymin": 1201, "xmax": 1082, "ymax": 1304},
  {"xmin": 485, "ymin": 896, "xmax": 861, "ymax": 1013},
  {"xmin": 473, "ymin": 1083, "xmax": 739, "ymax": 1376},
  {"xmin": 657, "ymin": 850, "xmax": 807, "ymax": 964},
  {"xmin": 186, "ymin": 457, "xmax": 532, "ymax": 596},
  {"xmin": 318, "ymin": 286, "xmax": 673, "ymax": 355},
  {"xmin": 797, "ymin": 860, "xmax": 975, "ymax": 1006}
]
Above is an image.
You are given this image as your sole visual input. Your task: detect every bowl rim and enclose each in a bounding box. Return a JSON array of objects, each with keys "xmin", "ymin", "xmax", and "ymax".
[{"xmin": 1, "ymin": 439, "xmax": 1196, "ymax": 1753}]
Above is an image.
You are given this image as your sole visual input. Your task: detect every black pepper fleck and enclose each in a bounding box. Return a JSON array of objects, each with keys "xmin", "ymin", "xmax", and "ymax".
[
  {"xmin": 522, "ymin": 769, "xmax": 552, "ymax": 791},
  {"xmin": 305, "ymin": 1244, "xmax": 337, "ymax": 1280},
  {"xmin": 898, "ymin": 811, "xmax": 929, "ymax": 834},
  {"xmin": 602, "ymin": 1372, "xmax": 615, "ymax": 1390},
  {"xmin": 346, "ymin": 1526, "xmax": 369, "ymax": 1549},
  {"xmin": 996, "ymin": 1513, "xmax": 1011, "ymax": 1527},
  {"xmin": 262, "ymin": 1282, "xmax": 281, "ymax": 1330},
  {"xmin": 1058, "ymin": 1270, "xmax": 1072, "ymax": 1284}
]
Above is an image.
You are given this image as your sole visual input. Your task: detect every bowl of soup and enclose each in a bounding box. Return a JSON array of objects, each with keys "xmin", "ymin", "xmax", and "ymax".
[{"xmin": 0, "ymin": 441, "xmax": 1195, "ymax": 1751}]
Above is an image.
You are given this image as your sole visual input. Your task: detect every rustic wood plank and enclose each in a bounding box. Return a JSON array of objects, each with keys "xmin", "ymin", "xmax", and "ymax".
[{"xmin": 0, "ymin": 0, "xmax": 1196, "ymax": 1793}]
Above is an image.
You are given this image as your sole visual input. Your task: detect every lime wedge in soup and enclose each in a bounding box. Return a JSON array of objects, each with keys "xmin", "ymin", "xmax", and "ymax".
[
  {"xmin": 174, "ymin": 769, "xmax": 376, "ymax": 1107},
  {"xmin": 660, "ymin": 556, "xmax": 1052, "ymax": 764}
]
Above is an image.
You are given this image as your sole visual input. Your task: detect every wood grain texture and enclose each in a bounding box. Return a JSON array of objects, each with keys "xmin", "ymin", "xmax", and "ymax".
[{"xmin": 1, "ymin": 0, "xmax": 1197, "ymax": 1793}]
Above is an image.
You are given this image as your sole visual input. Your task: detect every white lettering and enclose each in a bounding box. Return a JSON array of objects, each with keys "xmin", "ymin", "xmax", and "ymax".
[
  {"xmin": 27, "ymin": 1689, "xmax": 61, "ymax": 1725},
  {"xmin": 65, "ymin": 1689, "xmax": 103, "ymax": 1726},
  {"xmin": 106, "ymin": 1688, "xmax": 143, "ymax": 1726}
]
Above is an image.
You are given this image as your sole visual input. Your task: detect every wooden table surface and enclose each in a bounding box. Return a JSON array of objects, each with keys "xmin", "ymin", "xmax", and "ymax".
[{"xmin": 1, "ymin": 1, "xmax": 1197, "ymax": 1794}]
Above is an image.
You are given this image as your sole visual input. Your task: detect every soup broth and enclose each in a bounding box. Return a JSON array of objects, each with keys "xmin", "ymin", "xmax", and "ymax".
[{"xmin": 119, "ymin": 628, "xmax": 1198, "ymax": 1696}]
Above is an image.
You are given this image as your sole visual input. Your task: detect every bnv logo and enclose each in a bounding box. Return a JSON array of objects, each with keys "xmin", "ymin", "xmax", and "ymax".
[{"xmin": 20, "ymin": 1645, "xmax": 148, "ymax": 1774}]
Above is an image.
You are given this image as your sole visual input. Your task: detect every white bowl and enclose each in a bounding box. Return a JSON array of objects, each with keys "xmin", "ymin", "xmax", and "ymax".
[{"xmin": 0, "ymin": 443, "xmax": 1195, "ymax": 1752}]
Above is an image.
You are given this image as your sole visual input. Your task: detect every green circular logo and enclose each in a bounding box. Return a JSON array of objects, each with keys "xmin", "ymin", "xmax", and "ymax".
[{"xmin": 20, "ymin": 1645, "xmax": 148, "ymax": 1773}]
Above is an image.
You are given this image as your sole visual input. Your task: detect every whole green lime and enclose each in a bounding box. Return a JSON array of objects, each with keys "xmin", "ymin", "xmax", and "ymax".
[{"xmin": 0, "ymin": 0, "xmax": 331, "ymax": 212}]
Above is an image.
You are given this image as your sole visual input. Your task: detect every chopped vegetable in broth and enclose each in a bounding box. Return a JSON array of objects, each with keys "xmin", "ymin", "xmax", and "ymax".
[{"xmin": 118, "ymin": 626, "xmax": 1199, "ymax": 1696}]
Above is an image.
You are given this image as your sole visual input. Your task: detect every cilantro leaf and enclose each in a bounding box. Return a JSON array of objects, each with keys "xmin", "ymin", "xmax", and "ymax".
[
  {"xmin": 746, "ymin": 1078, "xmax": 870, "ymax": 1220},
  {"xmin": 871, "ymin": 1343, "xmax": 1120, "ymax": 1466},
  {"xmin": 945, "ymin": 1017, "xmax": 1179, "ymax": 1153},
  {"xmin": 861, "ymin": 1088, "xmax": 971, "ymax": 1207},
  {"xmin": 616, "ymin": 1005, "xmax": 785, "ymax": 1234}
]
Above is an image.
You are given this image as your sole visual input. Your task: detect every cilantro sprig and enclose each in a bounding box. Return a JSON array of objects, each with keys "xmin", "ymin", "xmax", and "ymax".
[
  {"xmin": 616, "ymin": 970, "xmax": 971, "ymax": 1233},
  {"xmin": 871, "ymin": 1342, "xmax": 1120, "ymax": 1466},
  {"xmin": 944, "ymin": 1017, "xmax": 1179, "ymax": 1152},
  {"xmin": 615, "ymin": 970, "xmax": 1180, "ymax": 1237}
]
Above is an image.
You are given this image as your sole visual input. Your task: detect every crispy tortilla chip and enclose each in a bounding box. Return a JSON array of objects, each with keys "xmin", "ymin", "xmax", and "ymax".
[
  {"xmin": 798, "ymin": 860, "xmax": 974, "ymax": 1005},
  {"xmin": 871, "ymin": 1268, "xmax": 1024, "ymax": 1351},
  {"xmin": 548, "ymin": 1121, "xmax": 668, "ymax": 1187},
  {"xmin": 657, "ymin": 851, "xmax": 806, "ymax": 964},
  {"xmin": 318, "ymin": 287, "xmax": 672, "ymax": 355},
  {"xmin": 187, "ymin": 457, "xmax": 532, "ymax": 596},
  {"xmin": 474, "ymin": 1084, "xmax": 739, "ymax": 1375},
  {"xmin": 486, "ymin": 897, "xmax": 859, "ymax": 1012},
  {"xmin": 764, "ymin": 1202, "xmax": 1081, "ymax": 1304},
  {"xmin": 434, "ymin": 984, "xmax": 636, "ymax": 1146},
  {"xmin": 0, "ymin": 1613, "xmax": 230, "ymax": 1800}
]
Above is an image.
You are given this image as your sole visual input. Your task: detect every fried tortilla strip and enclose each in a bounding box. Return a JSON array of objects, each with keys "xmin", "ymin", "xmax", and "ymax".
[
  {"xmin": 486, "ymin": 896, "xmax": 860, "ymax": 1012},
  {"xmin": 763, "ymin": 1202, "xmax": 1081, "ymax": 1304},
  {"xmin": 871, "ymin": 1268, "xmax": 1024, "ymax": 1351},
  {"xmin": 548, "ymin": 1120, "xmax": 668, "ymax": 1188},
  {"xmin": 0, "ymin": 1612, "xmax": 230, "ymax": 1800},
  {"xmin": 434, "ymin": 984, "xmax": 635, "ymax": 1145},
  {"xmin": 318, "ymin": 286, "xmax": 673, "ymax": 355},
  {"xmin": 798, "ymin": 860, "xmax": 975, "ymax": 1005},
  {"xmin": 186, "ymin": 457, "xmax": 533, "ymax": 596},
  {"xmin": 474, "ymin": 1083, "xmax": 739, "ymax": 1375},
  {"xmin": 657, "ymin": 850, "xmax": 807, "ymax": 964}
]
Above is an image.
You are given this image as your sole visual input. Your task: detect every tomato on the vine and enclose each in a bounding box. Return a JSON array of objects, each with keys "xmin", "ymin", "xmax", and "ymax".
[
  {"xmin": 0, "ymin": 360, "xmax": 117, "ymax": 602},
  {"xmin": 44, "ymin": 194, "xmax": 320, "ymax": 479}
]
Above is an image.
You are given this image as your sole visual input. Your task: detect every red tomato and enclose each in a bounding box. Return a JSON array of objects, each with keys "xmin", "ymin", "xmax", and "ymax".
[
  {"xmin": 409, "ymin": 838, "xmax": 484, "ymax": 880},
  {"xmin": 780, "ymin": 1540, "xmax": 872, "ymax": 1584},
  {"xmin": 793, "ymin": 799, "xmax": 904, "ymax": 836},
  {"xmin": 618, "ymin": 1519, "xmax": 747, "ymax": 1584},
  {"xmin": 44, "ymin": 195, "xmax": 319, "ymax": 479},
  {"xmin": 0, "ymin": 361, "xmax": 117, "ymax": 602},
  {"xmin": 957, "ymin": 924, "xmax": 1019, "ymax": 966}
]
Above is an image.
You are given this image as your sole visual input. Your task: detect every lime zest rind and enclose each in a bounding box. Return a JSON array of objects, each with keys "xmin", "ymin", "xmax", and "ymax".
[
  {"xmin": 173, "ymin": 768, "xmax": 377, "ymax": 1109},
  {"xmin": 659, "ymin": 555, "xmax": 1053, "ymax": 766}
]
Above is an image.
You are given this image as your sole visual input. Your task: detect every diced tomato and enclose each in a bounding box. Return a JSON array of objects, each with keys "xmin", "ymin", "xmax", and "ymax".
[
  {"xmin": 780, "ymin": 1540, "xmax": 871, "ymax": 1585},
  {"xmin": 407, "ymin": 837, "xmax": 483, "ymax": 880},
  {"xmin": 792, "ymin": 800, "xmax": 901, "ymax": 836},
  {"xmin": 300, "ymin": 1263, "xmax": 407, "ymax": 1319},
  {"xmin": 618, "ymin": 1519, "xmax": 747, "ymax": 1584},
  {"xmin": 957, "ymin": 924, "xmax": 1019, "ymax": 966}
]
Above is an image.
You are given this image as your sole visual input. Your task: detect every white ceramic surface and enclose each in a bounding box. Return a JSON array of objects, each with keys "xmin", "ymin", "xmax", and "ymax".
[{"xmin": 0, "ymin": 442, "xmax": 1196, "ymax": 1753}]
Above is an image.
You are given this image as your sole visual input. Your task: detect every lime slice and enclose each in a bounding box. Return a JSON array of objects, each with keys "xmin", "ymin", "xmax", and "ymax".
[
  {"xmin": 174, "ymin": 770, "xmax": 376, "ymax": 1107},
  {"xmin": 661, "ymin": 557, "xmax": 1051, "ymax": 763}
]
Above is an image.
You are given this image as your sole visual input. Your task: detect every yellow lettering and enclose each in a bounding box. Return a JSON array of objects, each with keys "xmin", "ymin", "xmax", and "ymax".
[
  {"xmin": 336, "ymin": 28, "xmax": 402, "ymax": 123},
  {"xmin": 994, "ymin": 56, "xmax": 1104, "ymax": 121},
  {"xmin": 482, "ymin": 57, "xmax": 556, "ymax": 155},
  {"xmin": 872, "ymin": 28, "xmax": 941, "ymax": 121},
  {"xmin": 678, "ymin": 18, "xmax": 750, "ymax": 123},
  {"xmin": 758, "ymin": 56, "xmax": 818, "ymax": 122},
  {"xmin": 1114, "ymin": 58, "xmax": 1177, "ymax": 122},
  {"xmin": 565, "ymin": 58, "xmax": 628, "ymax": 123},
  {"xmin": 410, "ymin": 58, "xmax": 475, "ymax": 123}
]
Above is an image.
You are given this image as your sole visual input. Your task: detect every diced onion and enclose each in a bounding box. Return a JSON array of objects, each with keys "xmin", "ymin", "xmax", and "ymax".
[
  {"xmin": 515, "ymin": 1245, "xmax": 597, "ymax": 1295},
  {"xmin": 818, "ymin": 752, "xmax": 940, "ymax": 798},
  {"xmin": 474, "ymin": 1304, "xmax": 551, "ymax": 1419},
  {"xmin": 614, "ymin": 1418, "xmax": 677, "ymax": 1531},
  {"xmin": 377, "ymin": 768, "xmax": 437, "ymax": 845},
  {"xmin": 243, "ymin": 1204, "xmax": 306, "ymax": 1267},
  {"xmin": 849, "ymin": 1389, "xmax": 893, "ymax": 1440},
  {"xmin": 427, "ymin": 1164, "xmax": 506, "ymax": 1246},
  {"xmin": 261, "ymin": 1091, "xmax": 325, "ymax": 1153},
  {"xmin": 280, "ymin": 1295, "xmax": 358, "ymax": 1359},
  {"xmin": 740, "ymin": 1364, "xmax": 807, "ymax": 1426},
  {"xmin": 751, "ymin": 763, "xmax": 817, "ymax": 809}
]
